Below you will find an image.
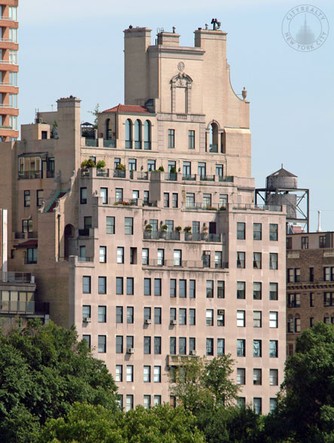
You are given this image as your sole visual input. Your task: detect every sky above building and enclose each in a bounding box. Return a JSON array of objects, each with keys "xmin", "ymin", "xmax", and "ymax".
[{"xmin": 20, "ymin": 0, "xmax": 334, "ymax": 231}]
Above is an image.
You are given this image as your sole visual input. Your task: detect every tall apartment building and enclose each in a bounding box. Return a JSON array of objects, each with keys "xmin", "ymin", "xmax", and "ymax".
[
  {"xmin": 0, "ymin": 0, "xmax": 19, "ymax": 141},
  {"xmin": 286, "ymin": 231, "xmax": 334, "ymax": 354},
  {"xmin": 0, "ymin": 23, "xmax": 286, "ymax": 414}
]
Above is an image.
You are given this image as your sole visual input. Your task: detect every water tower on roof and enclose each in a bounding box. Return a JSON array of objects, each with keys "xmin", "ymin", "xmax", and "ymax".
[{"xmin": 255, "ymin": 166, "xmax": 310, "ymax": 232}]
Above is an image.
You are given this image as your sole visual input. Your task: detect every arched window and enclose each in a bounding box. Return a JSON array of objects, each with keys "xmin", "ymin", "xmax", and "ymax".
[
  {"xmin": 209, "ymin": 123, "xmax": 219, "ymax": 152},
  {"xmin": 144, "ymin": 120, "xmax": 151, "ymax": 150},
  {"xmin": 134, "ymin": 120, "xmax": 142, "ymax": 149},
  {"xmin": 125, "ymin": 119, "xmax": 132, "ymax": 149},
  {"xmin": 105, "ymin": 119, "xmax": 112, "ymax": 140}
]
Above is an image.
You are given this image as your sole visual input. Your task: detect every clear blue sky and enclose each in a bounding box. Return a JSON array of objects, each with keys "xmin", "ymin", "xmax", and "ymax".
[{"xmin": 20, "ymin": 0, "xmax": 334, "ymax": 231}]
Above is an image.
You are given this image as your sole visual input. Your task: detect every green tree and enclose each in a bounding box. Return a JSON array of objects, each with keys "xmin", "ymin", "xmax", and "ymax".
[
  {"xmin": 0, "ymin": 321, "xmax": 118, "ymax": 442},
  {"xmin": 266, "ymin": 322, "xmax": 334, "ymax": 442}
]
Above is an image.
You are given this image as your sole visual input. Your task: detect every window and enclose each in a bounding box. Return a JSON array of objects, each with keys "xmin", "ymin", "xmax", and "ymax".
[
  {"xmin": 269, "ymin": 253, "xmax": 278, "ymax": 270},
  {"xmin": 82, "ymin": 276, "xmax": 91, "ymax": 294},
  {"xmin": 288, "ymin": 268, "xmax": 301, "ymax": 283},
  {"xmin": 203, "ymin": 251, "xmax": 211, "ymax": 268},
  {"xmin": 117, "ymin": 247, "xmax": 124, "ymax": 264},
  {"xmin": 126, "ymin": 278, "xmax": 134, "ymax": 295},
  {"xmin": 270, "ymin": 282, "xmax": 278, "ymax": 300},
  {"xmin": 80, "ymin": 187, "xmax": 87, "ymax": 204},
  {"xmin": 143, "ymin": 366, "xmax": 151, "ymax": 382},
  {"xmin": 98, "ymin": 306, "xmax": 107, "ymax": 323},
  {"xmin": 324, "ymin": 267, "xmax": 334, "ymax": 282},
  {"xmin": 22, "ymin": 218, "xmax": 33, "ymax": 233},
  {"xmin": 173, "ymin": 249, "xmax": 182, "ymax": 266},
  {"xmin": 143, "ymin": 395, "xmax": 151, "ymax": 409},
  {"xmin": 206, "ymin": 309, "xmax": 214, "ymax": 326},
  {"xmin": 82, "ymin": 335, "xmax": 91, "ymax": 349},
  {"xmin": 269, "ymin": 340, "xmax": 278, "ymax": 358},
  {"xmin": 253, "ymin": 311, "xmax": 262, "ymax": 328},
  {"xmin": 82, "ymin": 305, "xmax": 91, "ymax": 321},
  {"xmin": 206, "ymin": 280, "xmax": 214, "ymax": 298},
  {"xmin": 147, "ymin": 160, "xmax": 156, "ymax": 171},
  {"xmin": 26, "ymin": 248, "xmax": 37, "ymax": 264},
  {"xmin": 98, "ymin": 335, "xmax": 106, "ymax": 353},
  {"xmin": 98, "ymin": 276, "xmax": 106, "ymax": 294},
  {"xmin": 301, "ymin": 236, "xmax": 309, "ymax": 249},
  {"xmin": 172, "ymin": 193, "xmax": 178, "ymax": 208},
  {"xmin": 253, "ymin": 282, "xmax": 262, "ymax": 300},
  {"xmin": 189, "ymin": 280, "xmax": 196, "ymax": 298},
  {"xmin": 237, "ymin": 339, "xmax": 246, "ymax": 357},
  {"xmin": 189, "ymin": 337, "xmax": 196, "ymax": 353},
  {"xmin": 179, "ymin": 308, "xmax": 187, "ymax": 325},
  {"xmin": 288, "ymin": 293, "xmax": 301, "ymax": 307},
  {"xmin": 142, "ymin": 248, "xmax": 149, "ymax": 265},
  {"xmin": 319, "ymin": 235, "xmax": 327, "ymax": 248},
  {"xmin": 144, "ymin": 307, "xmax": 151, "ymax": 322},
  {"xmin": 36, "ymin": 190, "xmax": 43, "ymax": 207},
  {"xmin": 115, "ymin": 365, "xmax": 123, "ymax": 382},
  {"xmin": 219, "ymin": 194, "xmax": 228, "ymax": 209},
  {"xmin": 154, "ymin": 307, "xmax": 162, "ymax": 324},
  {"xmin": 189, "ymin": 309, "xmax": 196, "ymax": 325},
  {"xmin": 168, "ymin": 129, "xmax": 175, "ymax": 148},
  {"xmin": 115, "ymin": 188, "xmax": 123, "ymax": 203},
  {"xmin": 237, "ymin": 222, "xmax": 246, "ymax": 240},
  {"xmin": 134, "ymin": 120, "xmax": 142, "ymax": 149},
  {"xmin": 253, "ymin": 252, "xmax": 262, "ymax": 269},
  {"xmin": 269, "ymin": 311, "xmax": 278, "ymax": 328},
  {"xmin": 217, "ymin": 338, "xmax": 225, "ymax": 356},
  {"xmin": 253, "ymin": 339, "xmax": 262, "ymax": 357},
  {"xmin": 237, "ymin": 281, "xmax": 246, "ymax": 299},
  {"xmin": 217, "ymin": 309, "xmax": 225, "ymax": 326},
  {"xmin": 270, "ymin": 398, "xmax": 277, "ymax": 413},
  {"xmin": 100, "ymin": 187, "xmax": 108, "ymax": 204},
  {"xmin": 99, "ymin": 246, "xmax": 107, "ymax": 263},
  {"xmin": 163, "ymin": 192, "xmax": 170, "ymax": 208},
  {"xmin": 116, "ymin": 306, "xmax": 123, "ymax": 324},
  {"xmin": 124, "ymin": 217, "xmax": 134, "ymax": 235},
  {"xmin": 179, "ymin": 279, "xmax": 186, "ymax": 298},
  {"xmin": 237, "ymin": 368, "xmax": 246, "ymax": 385},
  {"xmin": 144, "ymin": 278, "xmax": 151, "ymax": 296},
  {"xmin": 116, "ymin": 336, "xmax": 123, "ymax": 353},
  {"xmin": 253, "ymin": 398, "xmax": 262, "ymax": 414},
  {"xmin": 125, "ymin": 395, "xmax": 134, "ymax": 412},
  {"xmin": 116, "ymin": 277, "xmax": 123, "ymax": 295},
  {"xmin": 154, "ymin": 337, "xmax": 161, "ymax": 354},
  {"xmin": 188, "ymin": 130, "xmax": 195, "ymax": 149},
  {"xmin": 310, "ymin": 293, "xmax": 314, "ymax": 307},
  {"xmin": 170, "ymin": 279, "xmax": 176, "ymax": 298},
  {"xmin": 125, "ymin": 119, "xmax": 133, "ymax": 149},
  {"xmin": 106, "ymin": 216, "xmax": 115, "ymax": 234},
  {"xmin": 198, "ymin": 162, "xmax": 206, "ymax": 179},
  {"xmin": 153, "ymin": 366, "xmax": 161, "ymax": 383},
  {"xmin": 203, "ymin": 193, "xmax": 212, "ymax": 209},
  {"xmin": 24, "ymin": 190, "xmax": 30, "ymax": 207},
  {"xmin": 237, "ymin": 252, "xmax": 245, "ymax": 269},
  {"xmin": 237, "ymin": 310, "xmax": 246, "ymax": 327},
  {"xmin": 127, "ymin": 307, "xmax": 134, "ymax": 324},
  {"xmin": 144, "ymin": 120, "xmax": 152, "ymax": 150},
  {"xmin": 324, "ymin": 292, "xmax": 334, "ymax": 306},
  {"xmin": 217, "ymin": 280, "xmax": 225, "ymax": 298},
  {"xmin": 269, "ymin": 369, "xmax": 278, "ymax": 386},
  {"xmin": 270, "ymin": 223, "xmax": 278, "ymax": 241},
  {"xmin": 216, "ymin": 164, "xmax": 223, "ymax": 179},
  {"xmin": 253, "ymin": 223, "xmax": 262, "ymax": 240},
  {"xmin": 154, "ymin": 395, "xmax": 161, "ymax": 406},
  {"xmin": 206, "ymin": 338, "xmax": 214, "ymax": 356},
  {"xmin": 144, "ymin": 336, "xmax": 151, "ymax": 354},
  {"xmin": 126, "ymin": 365, "xmax": 134, "ymax": 382},
  {"xmin": 215, "ymin": 251, "xmax": 222, "ymax": 269},
  {"xmin": 170, "ymin": 337, "xmax": 177, "ymax": 355},
  {"xmin": 154, "ymin": 278, "xmax": 161, "ymax": 296},
  {"xmin": 185, "ymin": 192, "xmax": 195, "ymax": 209},
  {"xmin": 253, "ymin": 368, "xmax": 262, "ymax": 385}
]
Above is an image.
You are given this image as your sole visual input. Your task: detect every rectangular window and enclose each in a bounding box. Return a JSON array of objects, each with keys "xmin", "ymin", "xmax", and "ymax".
[
  {"xmin": 237, "ymin": 368, "xmax": 246, "ymax": 385},
  {"xmin": 179, "ymin": 337, "xmax": 187, "ymax": 355},
  {"xmin": 115, "ymin": 188, "xmax": 123, "ymax": 203},
  {"xmin": 98, "ymin": 306, "xmax": 107, "ymax": 323},
  {"xmin": 98, "ymin": 335, "xmax": 106, "ymax": 353},
  {"xmin": 237, "ymin": 252, "xmax": 245, "ymax": 268},
  {"xmin": 142, "ymin": 248, "xmax": 149, "ymax": 265},
  {"xmin": 237, "ymin": 222, "xmax": 246, "ymax": 240},
  {"xmin": 99, "ymin": 246, "xmax": 107, "ymax": 263},
  {"xmin": 144, "ymin": 336, "xmax": 151, "ymax": 354},
  {"xmin": 237, "ymin": 281, "xmax": 246, "ymax": 299},
  {"xmin": 253, "ymin": 223, "xmax": 262, "ymax": 240},
  {"xmin": 253, "ymin": 398, "xmax": 262, "ymax": 415},
  {"xmin": 189, "ymin": 337, "xmax": 196, "ymax": 354},
  {"xmin": 154, "ymin": 307, "xmax": 162, "ymax": 324},
  {"xmin": 117, "ymin": 247, "xmax": 124, "ymax": 264},
  {"xmin": 170, "ymin": 279, "xmax": 176, "ymax": 298},
  {"xmin": 126, "ymin": 277, "xmax": 134, "ymax": 295},
  {"xmin": 206, "ymin": 280, "xmax": 214, "ymax": 298},
  {"xmin": 172, "ymin": 193, "xmax": 178, "ymax": 208},
  {"xmin": 324, "ymin": 267, "xmax": 334, "ymax": 282},
  {"xmin": 217, "ymin": 280, "xmax": 225, "ymax": 298},
  {"xmin": 189, "ymin": 280, "xmax": 196, "ymax": 298},
  {"xmin": 253, "ymin": 252, "xmax": 262, "ymax": 269},
  {"xmin": 98, "ymin": 276, "xmax": 107, "ymax": 294},
  {"xmin": 154, "ymin": 278, "xmax": 162, "ymax": 296},
  {"xmin": 237, "ymin": 339, "xmax": 246, "ymax": 357},
  {"xmin": 116, "ymin": 277, "xmax": 123, "ymax": 295},
  {"xmin": 168, "ymin": 129, "xmax": 175, "ymax": 148},
  {"xmin": 269, "ymin": 311, "xmax": 278, "ymax": 328},
  {"xmin": 253, "ymin": 311, "xmax": 262, "ymax": 328},
  {"xmin": 144, "ymin": 278, "xmax": 151, "ymax": 296},
  {"xmin": 22, "ymin": 218, "xmax": 33, "ymax": 233},
  {"xmin": 188, "ymin": 130, "xmax": 195, "ymax": 149},
  {"xmin": 143, "ymin": 366, "xmax": 151, "ymax": 382},
  {"xmin": 116, "ymin": 306, "xmax": 123, "ymax": 323},
  {"xmin": 253, "ymin": 368, "xmax": 262, "ymax": 385},
  {"xmin": 116, "ymin": 336, "xmax": 123, "ymax": 354},
  {"xmin": 206, "ymin": 338, "xmax": 214, "ymax": 356},
  {"xmin": 253, "ymin": 282, "xmax": 262, "ymax": 300},
  {"xmin": 125, "ymin": 395, "xmax": 134, "ymax": 412},
  {"xmin": 179, "ymin": 308, "xmax": 187, "ymax": 325},
  {"xmin": 144, "ymin": 307, "xmax": 151, "ymax": 322},
  {"xmin": 163, "ymin": 192, "xmax": 170, "ymax": 208},
  {"xmin": 80, "ymin": 187, "xmax": 87, "ymax": 204},
  {"xmin": 206, "ymin": 309, "xmax": 214, "ymax": 326},
  {"xmin": 124, "ymin": 217, "xmax": 134, "ymax": 235},
  {"xmin": 154, "ymin": 336, "xmax": 161, "ymax": 354},
  {"xmin": 253, "ymin": 339, "xmax": 262, "ymax": 357},
  {"xmin": 288, "ymin": 293, "xmax": 301, "ymax": 307},
  {"xmin": 186, "ymin": 193, "xmax": 195, "ymax": 209},
  {"xmin": 26, "ymin": 248, "xmax": 37, "ymax": 264},
  {"xmin": 215, "ymin": 251, "xmax": 223, "ymax": 269},
  {"xmin": 270, "ymin": 224, "xmax": 278, "ymax": 241},
  {"xmin": 269, "ymin": 369, "xmax": 278, "ymax": 386},
  {"xmin": 203, "ymin": 251, "xmax": 211, "ymax": 268},
  {"xmin": 269, "ymin": 340, "xmax": 278, "ymax": 358},
  {"xmin": 127, "ymin": 306, "xmax": 134, "ymax": 324},
  {"xmin": 82, "ymin": 305, "xmax": 91, "ymax": 321},
  {"xmin": 269, "ymin": 253, "xmax": 278, "ymax": 270},
  {"xmin": 106, "ymin": 216, "xmax": 115, "ymax": 234},
  {"xmin": 170, "ymin": 337, "xmax": 176, "ymax": 355},
  {"xmin": 237, "ymin": 310, "xmax": 246, "ymax": 327},
  {"xmin": 217, "ymin": 309, "xmax": 225, "ymax": 326},
  {"xmin": 179, "ymin": 279, "xmax": 186, "ymax": 298},
  {"xmin": 301, "ymin": 236, "xmax": 309, "ymax": 249},
  {"xmin": 173, "ymin": 249, "xmax": 182, "ymax": 266},
  {"xmin": 82, "ymin": 276, "xmax": 91, "ymax": 294},
  {"xmin": 189, "ymin": 308, "xmax": 196, "ymax": 325},
  {"xmin": 36, "ymin": 189, "xmax": 43, "ymax": 207},
  {"xmin": 126, "ymin": 365, "xmax": 134, "ymax": 382},
  {"xmin": 324, "ymin": 292, "xmax": 334, "ymax": 307},
  {"xmin": 115, "ymin": 365, "xmax": 123, "ymax": 382},
  {"xmin": 170, "ymin": 308, "xmax": 177, "ymax": 324},
  {"xmin": 319, "ymin": 235, "xmax": 327, "ymax": 248},
  {"xmin": 154, "ymin": 366, "xmax": 161, "ymax": 383},
  {"xmin": 100, "ymin": 187, "xmax": 108, "ymax": 204},
  {"xmin": 154, "ymin": 396, "xmax": 161, "ymax": 406},
  {"xmin": 24, "ymin": 190, "xmax": 30, "ymax": 207},
  {"xmin": 217, "ymin": 338, "xmax": 225, "ymax": 356},
  {"xmin": 269, "ymin": 282, "xmax": 278, "ymax": 300}
]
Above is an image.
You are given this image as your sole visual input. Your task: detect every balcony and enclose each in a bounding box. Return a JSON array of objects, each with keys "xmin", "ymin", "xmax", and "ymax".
[
  {"xmin": 142, "ymin": 259, "xmax": 228, "ymax": 270},
  {"xmin": 103, "ymin": 139, "xmax": 116, "ymax": 148},
  {"xmin": 113, "ymin": 169, "xmax": 126, "ymax": 178},
  {"xmin": 184, "ymin": 203, "xmax": 222, "ymax": 211},
  {"xmin": 143, "ymin": 231, "xmax": 180, "ymax": 241},
  {"xmin": 1, "ymin": 272, "xmax": 34, "ymax": 284},
  {"xmin": 0, "ymin": 301, "xmax": 49, "ymax": 316}
]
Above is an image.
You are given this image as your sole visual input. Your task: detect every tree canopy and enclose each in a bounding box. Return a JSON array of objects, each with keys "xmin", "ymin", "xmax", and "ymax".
[{"xmin": 0, "ymin": 320, "xmax": 118, "ymax": 442}]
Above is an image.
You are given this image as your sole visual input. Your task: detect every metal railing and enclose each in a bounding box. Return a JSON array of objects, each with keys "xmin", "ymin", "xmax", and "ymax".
[
  {"xmin": 1, "ymin": 272, "xmax": 33, "ymax": 284},
  {"xmin": 0, "ymin": 301, "xmax": 49, "ymax": 315}
]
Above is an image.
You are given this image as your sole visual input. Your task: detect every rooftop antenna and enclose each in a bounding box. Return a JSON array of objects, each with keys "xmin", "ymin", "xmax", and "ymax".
[{"xmin": 317, "ymin": 210, "xmax": 322, "ymax": 232}]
